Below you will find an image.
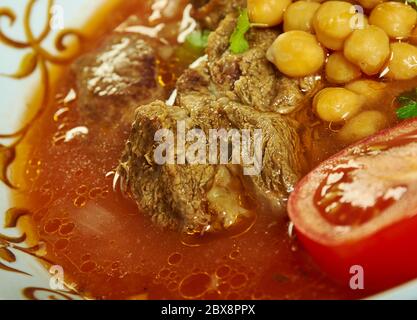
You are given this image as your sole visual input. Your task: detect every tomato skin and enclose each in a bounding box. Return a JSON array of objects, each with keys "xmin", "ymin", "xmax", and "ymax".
[
  {"xmin": 295, "ymin": 207, "xmax": 417, "ymax": 292},
  {"xmin": 289, "ymin": 119, "xmax": 417, "ymax": 292}
]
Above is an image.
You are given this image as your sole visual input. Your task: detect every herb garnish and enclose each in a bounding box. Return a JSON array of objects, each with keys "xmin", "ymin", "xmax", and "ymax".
[
  {"xmin": 185, "ymin": 30, "xmax": 211, "ymax": 54},
  {"xmin": 397, "ymin": 88, "xmax": 417, "ymax": 120},
  {"xmin": 229, "ymin": 9, "xmax": 251, "ymax": 54}
]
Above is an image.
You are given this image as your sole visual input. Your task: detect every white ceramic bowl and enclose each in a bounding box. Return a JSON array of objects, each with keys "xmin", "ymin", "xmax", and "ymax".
[
  {"xmin": 0, "ymin": 0, "xmax": 416, "ymax": 300},
  {"xmin": 0, "ymin": 0, "xmax": 106, "ymax": 300}
]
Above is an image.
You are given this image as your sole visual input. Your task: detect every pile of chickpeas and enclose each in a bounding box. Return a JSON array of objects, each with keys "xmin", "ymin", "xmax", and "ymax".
[{"xmin": 248, "ymin": 0, "xmax": 417, "ymax": 142}]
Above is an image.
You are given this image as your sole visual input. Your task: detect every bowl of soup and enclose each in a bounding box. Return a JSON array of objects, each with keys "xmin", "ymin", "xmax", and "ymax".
[{"xmin": 1, "ymin": 0, "xmax": 417, "ymax": 300}]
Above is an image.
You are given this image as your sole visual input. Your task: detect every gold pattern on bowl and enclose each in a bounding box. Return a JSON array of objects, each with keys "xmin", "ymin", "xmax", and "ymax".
[{"xmin": 0, "ymin": 0, "xmax": 85, "ymax": 300}]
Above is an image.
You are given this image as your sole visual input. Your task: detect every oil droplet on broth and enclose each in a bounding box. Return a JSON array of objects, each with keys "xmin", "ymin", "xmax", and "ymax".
[
  {"xmin": 215, "ymin": 265, "xmax": 231, "ymax": 279},
  {"xmin": 168, "ymin": 252, "xmax": 182, "ymax": 265},
  {"xmin": 59, "ymin": 222, "xmax": 75, "ymax": 236},
  {"xmin": 80, "ymin": 260, "xmax": 97, "ymax": 273},
  {"xmin": 44, "ymin": 219, "xmax": 61, "ymax": 234},
  {"xmin": 88, "ymin": 187, "xmax": 102, "ymax": 199},
  {"xmin": 74, "ymin": 195, "xmax": 87, "ymax": 208},
  {"xmin": 179, "ymin": 272, "xmax": 213, "ymax": 299}
]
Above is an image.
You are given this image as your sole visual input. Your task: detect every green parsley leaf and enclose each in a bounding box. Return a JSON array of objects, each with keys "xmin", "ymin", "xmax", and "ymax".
[
  {"xmin": 397, "ymin": 102, "xmax": 417, "ymax": 119},
  {"xmin": 185, "ymin": 30, "xmax": 210, "ymax": 54},
  {"xmin": 229, "ymin": 9, "xmax": 251, "ymax": 54},
  {"xmin": 396, "ymin": 88, "xmax": 417, "ymax": 120}
]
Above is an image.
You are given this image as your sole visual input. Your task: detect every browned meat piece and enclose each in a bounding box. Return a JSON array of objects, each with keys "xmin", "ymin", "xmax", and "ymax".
[
  {"xmin": 119, "ymin": 95, "xmax": 304, "ymax": 233},
  {"xmin": 119, "ymin": 63, "xmax": 305, "ymax": 233},
  {"xmin": 175, "ymin": 66, "xmax": 232, "ymax": 130},
  {"xmin": 118, "ymin": 101, "xmax": 251, "ymax": 233},
  {"xmin": 272, "ymin": 78, "xmax": 306, "ymax": 115},
  {"xmin": 118, "ymin": 13, "xmax": 308, "ymax": 234},
  {"xmin": 74, "ymin": 33, "xmax": 166, "ymax": 125},
  {"xmin": 191, "ymin": 0, "xmax": 247, "ymax": 30},
  {"xmin": 206, "ymin": 14, "xmax": 322, "ymax": 114},
  {"xmin": 222, "ymin": 102, "xmax": 306, "ymax": 210},
  {"xmin": 177, "ymin": 66, "xmax": 306, "ymax": 203},
  {"xmin": 272, "ymin": 76, "xmax": 322, "ymax": 115}
]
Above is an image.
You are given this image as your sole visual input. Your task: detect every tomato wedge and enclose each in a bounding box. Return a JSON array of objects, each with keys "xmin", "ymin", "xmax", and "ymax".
[{"xmin": 288, "ymin": 119, "xmax": 417, "ymax": 291}]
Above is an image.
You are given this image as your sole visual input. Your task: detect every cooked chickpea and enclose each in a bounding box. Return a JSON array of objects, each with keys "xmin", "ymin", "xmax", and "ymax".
[
  {"xmin": 267, "ymin": 31, "xmax": 325, "ymax": 77},
  {"xmin": 338, "ymin": 111, "xmax": 388, "ymax": 143},
  {"xmin": 248, "ymin": 0, "xmax": 293, "ymax": 27},
  {"xmin": 356, "ymin": 0, "xmax": 386, "ymax": 10},
  {"xmin": 344, "ymin": 26, "xmax": 390, "ymax": 75},
  {"xmin": 386, "ymin": 42, "xmax": 417, "ymax": 80},
  {"xmin": 283, "ymin": 1, "xmax": 321, "ymax": 33},
  {"xmin": 313, "ymin": 1, "xmax": 366, "ymax": 50},
  {"xmin": 369, "ymin": 2, "xmax": 417, "ymax": 39},
  {"xmin": 313, "ymin": 88, "xmax": 363, "ymax": 123},
  {"xmin": 325, "ymin": 52, "xmax": 361, "ymax": 84},
  {"xmin": 345, "ymin": 80, "xmax": 387, "ymax": 107}
]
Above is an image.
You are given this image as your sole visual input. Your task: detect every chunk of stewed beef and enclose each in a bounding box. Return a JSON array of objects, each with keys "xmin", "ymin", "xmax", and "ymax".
[
  {"xmin": 74, "ymin": 33, "xmax": 166, "ymax": 125},
  {"xmin": 117, "ymin": 13, "xmax": 309, "ymax": 234},
  {"xmin": 118, "ymin": 100, "xmax": 251, "ymax": 233}
]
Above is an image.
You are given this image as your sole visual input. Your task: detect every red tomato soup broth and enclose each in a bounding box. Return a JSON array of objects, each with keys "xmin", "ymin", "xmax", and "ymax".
[{"xmin": 10, "ymin": 0, "xmax": 370, "ymax": 300}]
